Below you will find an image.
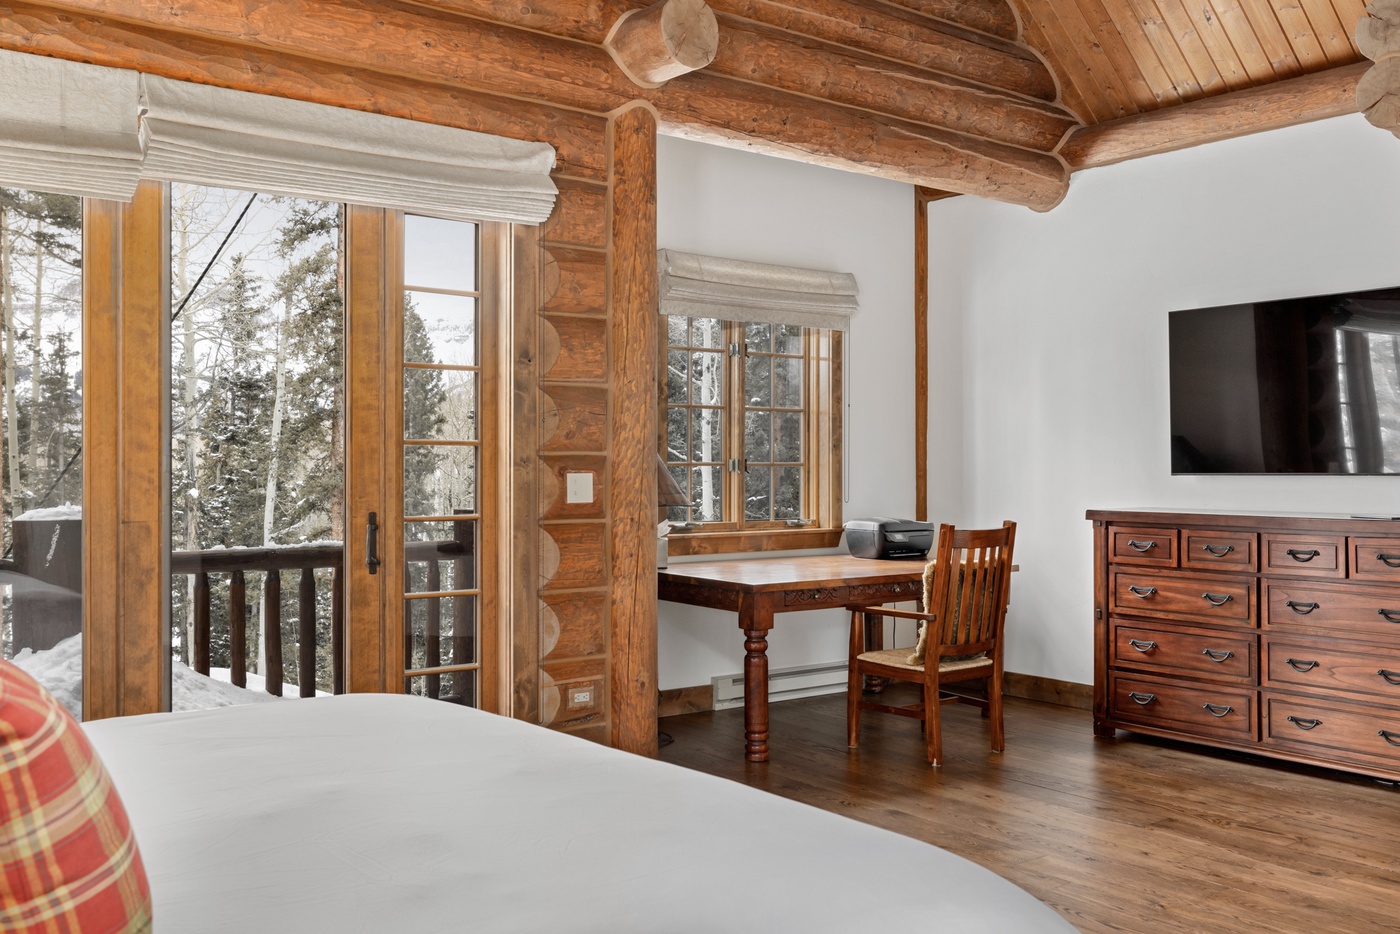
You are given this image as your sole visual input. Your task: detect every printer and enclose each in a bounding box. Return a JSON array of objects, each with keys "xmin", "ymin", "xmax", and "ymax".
[{"xmin": 843, "ymin": 518, "xmax": 935, "ymax": 560}]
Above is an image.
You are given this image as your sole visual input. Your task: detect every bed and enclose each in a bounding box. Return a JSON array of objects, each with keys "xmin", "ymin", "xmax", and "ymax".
[{"xmin": 83, "ymin": 694, "xmax": 1078, "ymax": 932}]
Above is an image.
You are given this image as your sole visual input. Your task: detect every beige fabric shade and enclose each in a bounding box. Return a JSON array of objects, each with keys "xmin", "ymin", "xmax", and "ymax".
[
  {"xmin": 139, "ymin": 76, "xmax": 557, "ymax": 225},
  {"xmin": 0, "ymin": 51, "xmax": 144, "ymax": 201},
  {"xmin": 657, "ymin": 248, "xmax": 859, "ymax": 331},
  {"xmin": 0, "ymin": 51, "xmax": 557, "ymax": 225}
]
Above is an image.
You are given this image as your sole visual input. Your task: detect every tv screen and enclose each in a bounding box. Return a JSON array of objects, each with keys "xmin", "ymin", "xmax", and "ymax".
[{"xmin": 1169, "ymin": 286, "xmax": 1400, "ymax": 475}]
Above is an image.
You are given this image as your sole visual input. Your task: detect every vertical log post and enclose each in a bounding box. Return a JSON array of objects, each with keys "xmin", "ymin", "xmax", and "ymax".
[
  {"xmin": 608, "ymin": 102, "xmax": 660, "ymax": 756},
  {"xmin": 298, "ymin": 567, "xmax": 316, "ymax": 697},
  {"xmin": 230, "ymin": 569, "xmax": 247, "ymax": 688},
  {"xmin": 426, "ymin": 561, "xmax": 441, "ymax": 699},
  {"xmin": 263, "ymin": 570, "xmax": 283, "ymax": 696},
  {"xmin": 193, "ymin": 571, "xmax": 211, "ymax": 675},
  {"xmin": 331, "ymin": 565, "xmax": 344, "ymax": 695}
]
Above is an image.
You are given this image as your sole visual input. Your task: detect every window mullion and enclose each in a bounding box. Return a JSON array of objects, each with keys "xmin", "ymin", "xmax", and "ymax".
[{"xmin": 726, "ymin": 320, "xmax": 745, "ymax": 528}]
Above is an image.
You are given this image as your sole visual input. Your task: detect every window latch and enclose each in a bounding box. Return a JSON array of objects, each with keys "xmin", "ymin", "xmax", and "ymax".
[
  {"xmin": 727, "ymin": 458, "xmax": 746, "ymax": 473},
  {"xmin": 728, "ymin": 342, "xmax": 742, "ymax": 358}
]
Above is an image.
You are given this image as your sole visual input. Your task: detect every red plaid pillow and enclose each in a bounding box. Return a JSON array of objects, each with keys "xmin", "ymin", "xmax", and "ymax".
[{"xmin": 0, "ymin": 659, "xmax": 152, "ymax": 933}]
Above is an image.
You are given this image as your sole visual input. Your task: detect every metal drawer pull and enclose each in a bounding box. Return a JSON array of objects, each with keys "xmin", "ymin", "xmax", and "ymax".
[
  {"xmin": 1126, "ymin": 539, "xmax": 1157, "ymax": 552},
  {"xmin": 1128, "ymin": 639, "xmax": 1157, "ymax": 652},
  {"xmin": 1127, "ymin": 691, "xmax": 1156, "ymax": 705},
  {"xmin": 1377, "ymin": 553, "xmax": 1400, "ymax": 568},
  {"xmin": 1380, "ymin": 609, "xmax": 1400, "ymax": 623},
  {"xmin": 1202, "ymin": 703, "xmax": 1233, "ymax": 718},
  {"xmin": 1287, "ymin": 716, "xmax": 1322, "ymax": 730},
  {"xmin": 1128, "ymin": 585, "xmax": 1157, "ymax": 598},
  {"xmin": 1378, "ymin": 669, "xmax": 1400, "ymax": 685},
  {"xmin": 1202, "ymin": 543, "xmax": 1234, "ymax": 557},
  {"xmin": 1286, "ymin": 658, "xmax": 1320, "ymax": 672},
  {"xmin": 1201, "ymin": 648, "xmax": 1234, "ymax": 662},
  {"xmin": 1286, "ymin": 601, "xmax": 1319, "ymax": 614},
  {"xmin": 1201, "ymin": 592, "xmax": 1232, "ymax": 607},
  {"xmin": 1286, "ymin": 548, "xmax": 1321, "ymax": 562},
  {"xmin": 1380, "ymin": 730, "xmax": 1400, "ymax": 747}
]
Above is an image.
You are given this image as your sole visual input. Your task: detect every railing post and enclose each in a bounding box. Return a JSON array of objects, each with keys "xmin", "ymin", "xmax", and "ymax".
[
  {"xmin": 194, "ymin": 571, "xmax": 211, "ymax": 676},
  {"xmin": 331, "ymin": 565, "xmax": 344, "ymax": 695},
  {"xmin": 230, "ymin": 570, "xmax": 247, "ymax": 689},
  {"xmin": 299, "ymin": 567, "xmax": 317, "ymax": 698},
  {"xmin": 426, "ymin": 561, "xmax": 441, "ymax": 699},
  {"xmin": 263, "ymin": 570, "xmax": 283, "ymax": 697}
]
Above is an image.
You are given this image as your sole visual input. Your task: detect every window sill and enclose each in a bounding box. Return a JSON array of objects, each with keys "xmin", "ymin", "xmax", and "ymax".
[{"xmin": 664, "ymin": 527, "xmax": 843, "ymax": 557}]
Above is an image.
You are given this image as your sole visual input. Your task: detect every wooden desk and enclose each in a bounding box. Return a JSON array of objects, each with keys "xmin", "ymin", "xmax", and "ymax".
[{"xmin": 658, "ymin": 554, "xmax": 927, "ymax": 762}]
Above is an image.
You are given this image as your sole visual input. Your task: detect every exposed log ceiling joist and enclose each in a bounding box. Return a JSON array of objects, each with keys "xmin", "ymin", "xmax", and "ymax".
[
  {"xmin": 1059, "ymin": 61, "xmax": 1366, "ymax": 168},
  {"xmin": 15, "ymin": 0, "xmax": 1077, "ymax": 209}
]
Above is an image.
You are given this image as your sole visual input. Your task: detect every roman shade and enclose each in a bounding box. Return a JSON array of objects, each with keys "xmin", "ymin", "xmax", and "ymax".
[
  {"xmin": 657, "ymin": 249, "xmax": 859, "ymax": 330},
  {"xmin": 0, "ymin": 51, "xmax": 557, "ymax": 224},
  {"xmin": 0, "ymin": 51, "xmax": 144, "ymax": 201},
  {"xmin": 138, "ymin": 76, "xmax": 557, "ymax": 225}
]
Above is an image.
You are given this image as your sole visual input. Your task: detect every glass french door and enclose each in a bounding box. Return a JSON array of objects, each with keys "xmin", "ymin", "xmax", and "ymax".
[{"xmin": 161, "ymin": 191, "xmax": 498, "ymax": 712}]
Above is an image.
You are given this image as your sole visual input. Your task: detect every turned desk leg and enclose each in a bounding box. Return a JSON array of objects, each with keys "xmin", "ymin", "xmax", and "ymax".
[{"xmin": 742, "ymin": 626, "xmax": 770, "ymax": 762}]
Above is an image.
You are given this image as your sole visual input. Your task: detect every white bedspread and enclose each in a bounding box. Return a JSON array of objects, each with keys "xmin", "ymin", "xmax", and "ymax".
[{"xmin": 85, "ymin": 694, "xmax": 1076, "ymax": 933}]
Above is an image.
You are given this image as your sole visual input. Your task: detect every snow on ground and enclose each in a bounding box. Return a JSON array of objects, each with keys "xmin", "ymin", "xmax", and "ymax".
[
  {"xmin": 13, "ymin": 504, "xmax": 83, "ymax": 522},
  {"xmin": 9, "ymin": 633, "xmax": 312, "ymax": 720}
]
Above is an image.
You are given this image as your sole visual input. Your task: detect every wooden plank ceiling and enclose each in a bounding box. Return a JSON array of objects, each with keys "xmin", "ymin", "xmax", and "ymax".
[{"xmin": 1013, "ymin": 0, "xmax": 1367, "ymax": 125}]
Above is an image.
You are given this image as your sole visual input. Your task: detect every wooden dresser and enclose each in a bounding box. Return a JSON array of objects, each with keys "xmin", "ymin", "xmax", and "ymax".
[{"xmin": 1088, "ymin": 509, "xmax": 1400, "ymax": 781}]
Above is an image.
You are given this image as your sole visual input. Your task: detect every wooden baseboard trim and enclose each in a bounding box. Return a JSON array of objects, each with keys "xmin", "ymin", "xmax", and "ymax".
[
  {"xmin": 659, "ymin": 683, "xmax": 715, "ymax": 718},
  {"xmin": 1004, "ymin": 672, "xmax": 1092, "ymax": 710},
  {"xmin": 659, "ymin": 672, "xmax": 1090, "ymax": 718}
]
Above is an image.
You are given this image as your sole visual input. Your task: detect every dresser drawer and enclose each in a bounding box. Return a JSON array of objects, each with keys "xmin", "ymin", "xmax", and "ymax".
[
  {"xmin": 1264, "ymin": 580, "xmax": 1400, "ymax": 639},
  {"xmin": 1263, "ymin": 635, "xmax": 1400, "ymax": 701},
  {"xmin": 1263, "ymin": 693, "xmax": 1400, "ymax": 771},
  {"xmin": 1110, "ymin": 674, "xmax": 1255, "ymax": 741},
  {"xmin": 1262, "ymin": 533, "xmax": 1345, "ymax": 578},
  {"xmin": 1111, "ymin": 570, "xmax": 1254, "ymax": 626},
  {"xmin": 1109, "ymin": 526, "xmax": 1177, "ymax": 567},
  {"xmin": 1111, "ymin": 620, "xmax": 1255, "ymax": 684},
  {"xmin": 1349, "ymin": 537, "xmax": 1400, "ymax": 583},
  {"xmin": 1181, "ymin": 530, "xmax": 1257, "ymax": 572}
]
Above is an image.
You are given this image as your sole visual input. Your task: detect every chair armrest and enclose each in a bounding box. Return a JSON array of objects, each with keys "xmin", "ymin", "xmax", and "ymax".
[{"xmin": 846, "ymin": 605, "xmax": 937, "ymax": 622}]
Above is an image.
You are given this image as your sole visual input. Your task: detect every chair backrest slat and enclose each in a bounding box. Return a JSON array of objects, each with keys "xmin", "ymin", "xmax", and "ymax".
[{"xmin": 926, "ymin": 521, "xmax": 1016, "ymax": 650}]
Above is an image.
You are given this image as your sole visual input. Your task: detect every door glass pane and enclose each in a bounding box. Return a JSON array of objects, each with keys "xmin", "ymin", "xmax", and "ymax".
[
  {"xmin": 1, "ymin": 187, "xmax": 84, "ymax": 719},
  {"xmin": 402, "ymin": 215, "xmax": 482, "ymax": 707},
  {"xmin": 168, "ymin": 186, "xmax": 345, "ymax": 710}
]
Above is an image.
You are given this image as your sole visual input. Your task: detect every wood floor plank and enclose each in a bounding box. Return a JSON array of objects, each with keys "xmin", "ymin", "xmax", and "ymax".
[{"xmin": 659, "ymin": 686, "xmax": 1400, "ymax": 934}]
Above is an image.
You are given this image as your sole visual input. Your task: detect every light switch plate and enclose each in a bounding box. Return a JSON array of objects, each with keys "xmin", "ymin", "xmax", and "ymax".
[{"xmin": 565, "ymin": 471, "xmax": 594, "ymax": 504}]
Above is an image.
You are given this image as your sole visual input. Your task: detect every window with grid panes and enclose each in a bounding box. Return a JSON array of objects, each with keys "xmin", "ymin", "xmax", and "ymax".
[{"xmin": 662, "ymin": 315, "xmax": 842, "ymax": 553}]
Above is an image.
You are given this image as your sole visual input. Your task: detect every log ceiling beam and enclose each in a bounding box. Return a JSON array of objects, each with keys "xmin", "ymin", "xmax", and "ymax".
[
  {"xmin": 1060, "ymin": 63, "xmax": 1367, "ymax": 170},
  {"xmin": 877, "ymin": 0, "xmax": 1019, "ymax": 40},
  {"xmin": 13, "ymin": 0, "xmax": 1072, "ymax": 208},
  {"xmin": 407, "ymin": 0, "xmax": 1058, "ymax": 102},
  {"xmin": 605, "ymin": 0, "xmax": 718, "ymax": 88},
  {"xmin": 707, "ymin": 18, "xmax": 1076, "ymax": 151}
]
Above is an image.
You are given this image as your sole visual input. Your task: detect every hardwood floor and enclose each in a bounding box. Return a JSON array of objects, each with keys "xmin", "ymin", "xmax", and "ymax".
[{"xmin": 658, "ymin": 687, "xmax": 1400, "ymax": 934}]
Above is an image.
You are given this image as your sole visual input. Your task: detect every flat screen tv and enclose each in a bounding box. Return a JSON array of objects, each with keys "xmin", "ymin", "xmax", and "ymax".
[{"xmin": 1169, "ymin": 285, "xmax": 1400, "ymax": 475}]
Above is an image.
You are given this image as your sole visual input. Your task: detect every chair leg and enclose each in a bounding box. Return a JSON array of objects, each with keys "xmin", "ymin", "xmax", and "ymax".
[
  {"xmin": 989, "ymin": 672, "xmax": 1005, "ymax": 754},
  {"xmin": 924, "ymin": 676, "xmax": 942, "ymax": 767},
  {"xmin": 847, "ymin": 660, "xmax": 861, "ymax": 748}
]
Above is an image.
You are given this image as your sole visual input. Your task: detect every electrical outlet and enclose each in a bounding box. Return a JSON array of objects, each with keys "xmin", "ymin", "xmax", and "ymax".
[
  {"xmin": 567, "ymin": 686, "xmax": 594, "ymax": 709},
  {"xmin": 565, "ymin": 471, "xmax": 594, "ymax": 504}
]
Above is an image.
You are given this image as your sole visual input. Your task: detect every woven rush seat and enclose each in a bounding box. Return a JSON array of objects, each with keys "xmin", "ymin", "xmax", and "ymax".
[{"xmin": 856, "ymin": 648, "xmax": 989, "ymax": 674}]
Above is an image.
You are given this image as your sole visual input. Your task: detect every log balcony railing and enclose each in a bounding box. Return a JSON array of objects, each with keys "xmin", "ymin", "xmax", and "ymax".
[
  {"xmin": 170, "ymin": 544, "xmax": 344, "ymax": 697},
  {"xmin": 170, "ymin": 539, "xmax": 473, "ymax": 701}
]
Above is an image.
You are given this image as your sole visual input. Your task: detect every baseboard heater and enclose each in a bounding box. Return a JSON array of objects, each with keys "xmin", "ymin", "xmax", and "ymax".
[{"xmin": 712, "ymin": 660, "xmax": 848, "ymax": 710}]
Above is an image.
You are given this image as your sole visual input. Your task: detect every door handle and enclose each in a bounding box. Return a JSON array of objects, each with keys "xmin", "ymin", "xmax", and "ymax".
[{"xmin": 366, "ymin": 512, "xmax": 381, "ymax": 575}]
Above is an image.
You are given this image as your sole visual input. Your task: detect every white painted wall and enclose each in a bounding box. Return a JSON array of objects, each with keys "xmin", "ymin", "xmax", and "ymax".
[
  {"xmin": 655, "ymin": 136, "xmax": 922, "ymax": 690},
  {"xmin": 928, "ymin": 114, "xmax": 1400, "ymax": 687}
]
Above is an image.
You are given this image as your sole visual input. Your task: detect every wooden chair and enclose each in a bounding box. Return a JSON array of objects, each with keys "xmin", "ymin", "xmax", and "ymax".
[{"xmin": 845, "ymin": 521, "xmax": 1017, "ymax": 767}]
